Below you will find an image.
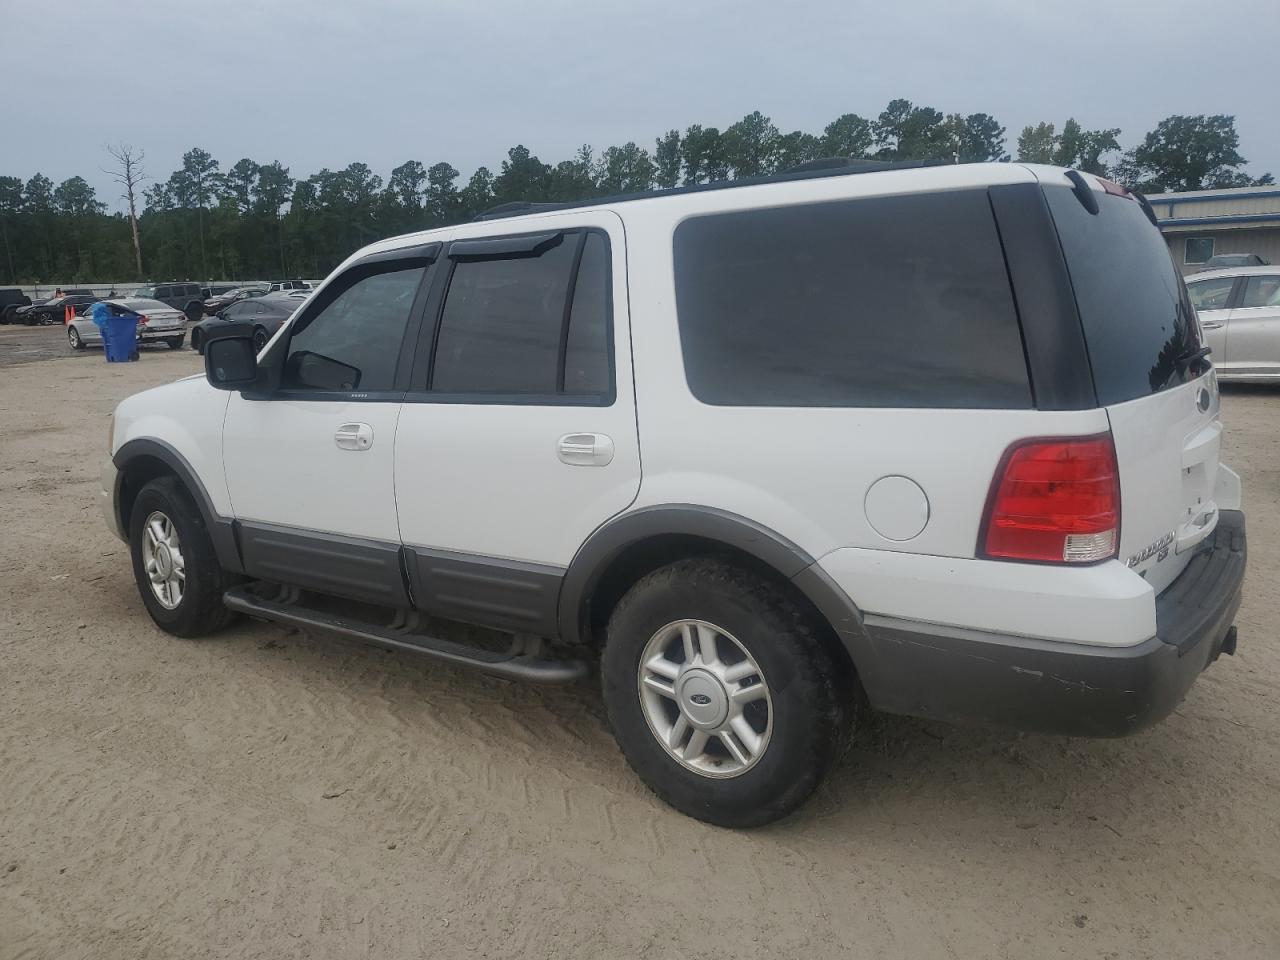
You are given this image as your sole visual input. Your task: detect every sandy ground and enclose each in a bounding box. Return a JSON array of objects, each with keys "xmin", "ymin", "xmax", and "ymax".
[{"xmin": 1, "ymin": 323, "xmax": 1278, "ymax": 959}]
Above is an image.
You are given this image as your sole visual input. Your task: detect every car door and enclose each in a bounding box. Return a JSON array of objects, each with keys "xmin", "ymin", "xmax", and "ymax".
[
  {"xmin": 1185, "ymin": 275, "xmax": 1237, "ymax": 370},
  {"xmin": 221, "ymin": 248, "xmax": 438, "ymax": 606},
  {"xmin": 1225, "ymin": 274, "xmax": 1280, "ymax": 377},
  {"xmin": 394, "ymin": 214, "xmax": 641, "ymax": 635}
]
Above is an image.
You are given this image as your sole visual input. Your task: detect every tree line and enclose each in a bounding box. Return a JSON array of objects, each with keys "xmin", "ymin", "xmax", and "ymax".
[{"xmin": 0, "ymin": 101, "xmax": 1271, "ymax": 285}]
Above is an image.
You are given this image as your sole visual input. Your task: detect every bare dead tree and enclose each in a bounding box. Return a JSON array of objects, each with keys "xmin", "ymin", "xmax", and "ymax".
[{"xmin": 103, "ymin": 144, "xmax": 149, "ymax": 278}]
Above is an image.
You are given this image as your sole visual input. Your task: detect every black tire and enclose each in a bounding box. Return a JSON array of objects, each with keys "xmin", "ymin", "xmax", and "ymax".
[
  {"xmin": 128, "ymin": 476, "xmax": 237, "ymax": 638},
  {"xmin": 68, "ymin": 327, "xmax": 84, "ymax": 350},
  {"xmin": 190, "ymin": 330, "xmax": 203, "ymax": 353},
  {"xmin": 166, "ymin": 336, "xmax": 185, "ymax": 349},
  {"xmin": 601, "ymin": 559, "xmax": 848, "ymax": 828},
  {"xmin": 183, "ymin": 300, "xmax": 203, "ymax": 324},
  {"xmin": 252, "ymin": 327, "xmax": 269, "ymax": 352}
]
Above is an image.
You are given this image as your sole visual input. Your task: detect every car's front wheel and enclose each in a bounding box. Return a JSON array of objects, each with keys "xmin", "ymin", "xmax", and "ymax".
[
  {"xmin": 67, "ymin": 326, "xmax": 84, "ymax": 350},
  {"xmin": 602, "ymin": 559, "xmax": 849, "ymax": 827},
  {"xmin": 128, "ymin": 477, "xmax": 237, "ymax": 638}
]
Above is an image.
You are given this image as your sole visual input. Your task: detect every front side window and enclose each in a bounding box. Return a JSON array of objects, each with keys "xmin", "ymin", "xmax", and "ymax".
[
  {"xmin": 282, "ymin": 265, "xmax": 426, "ymax": 393},
  {"xmin": 1240, "ymin": 276, "xmax": 1280, "ymax": 309},
  {"xmin": 673, "ymin": 191, "xmax": 1031, "ymax": 408},
  {"xmin": 1187, "ymin": 277, "xmax": 1235, "ymax": 312},
  {"xmin": 430, "ymin": 230, "xmax": 612, "ymax": 399},
  {"xmin": 1185, "ymin": 237, "xmax": 1214, "ymax": 265}
]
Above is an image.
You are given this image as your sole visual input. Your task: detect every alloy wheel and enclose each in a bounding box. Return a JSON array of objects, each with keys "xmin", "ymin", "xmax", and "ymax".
[{"xmin": 637, "ymin": 619, "xmax": 773, "ymax": 778}]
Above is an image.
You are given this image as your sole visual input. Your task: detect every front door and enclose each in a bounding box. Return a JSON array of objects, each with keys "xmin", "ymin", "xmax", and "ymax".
[
  {"xmin": 394, "ymin": 213, "xmax": 641, "ymax": 635},
  {"xmin": 222, "ymin": 257, "xmax": 435, "ymax": 606},
  {"xmin": 1225, "ymin": 273, "xmax": 1280, "ymax": 377}
]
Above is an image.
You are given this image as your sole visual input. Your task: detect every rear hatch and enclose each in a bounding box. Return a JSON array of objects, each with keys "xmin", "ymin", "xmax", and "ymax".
[{"xmin": 1042, "ymin": 173, "xmax": 1221, "ymax": 593}]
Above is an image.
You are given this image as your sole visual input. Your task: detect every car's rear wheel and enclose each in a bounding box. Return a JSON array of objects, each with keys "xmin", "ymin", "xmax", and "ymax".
[
  {"xmin": 252, "ymin": 327, "xmax": 269, "ymax": 352},
  {"xmin": 602, "ymin": 558, "xmax": 849, "ymax": 827},
  {"xmin": 183, "ymin": 300, "xmax": 203, "ymax": 324},
  {"xmin": 128, "ymin": 477, "xmax": 237, "ymax": 638},
  {"xmin": 166, "ymin": 336, "xmax": 185, "ymax": 349},
  {"xmin": 68, "ymin": 327, "xmax": 84, "ymax": 350}
]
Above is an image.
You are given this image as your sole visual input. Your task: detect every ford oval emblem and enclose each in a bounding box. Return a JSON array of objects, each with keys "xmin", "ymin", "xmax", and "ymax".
[
  {"xmin": 1197, "ymin": 388, "xmax": 1211, "ymax": 413},
  {"xmin": 689, "ymin": 693, "xmax": 712, "ymax": 706}
]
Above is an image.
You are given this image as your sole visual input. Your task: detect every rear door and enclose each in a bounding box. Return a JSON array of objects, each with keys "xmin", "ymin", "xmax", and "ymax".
[
  {"xmin": 1185, "ymin": 274, "xmax": 1237, "ymax": 371},
  {"xmin": 393, "ymin": 213, "xmax": 640, "ymax": 634},
  {"xmin": 1225, "ymin": 274, "xmax": 1280, "ymax": 376},
  {"xmin": 1043, "ymin": 176, "xmax": 1223, "ymax": 594}
]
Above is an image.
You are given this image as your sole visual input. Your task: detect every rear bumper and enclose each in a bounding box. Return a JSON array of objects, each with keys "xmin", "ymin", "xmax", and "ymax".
[{"xmin": 858, "ymin": 510, "xmax": 1246, "ymax": 737}]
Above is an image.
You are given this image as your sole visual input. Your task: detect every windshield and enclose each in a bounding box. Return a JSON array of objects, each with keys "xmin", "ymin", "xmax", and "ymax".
[{"xmin": 133, "ymin": 286, "xmax": 156, "ymax": 298}]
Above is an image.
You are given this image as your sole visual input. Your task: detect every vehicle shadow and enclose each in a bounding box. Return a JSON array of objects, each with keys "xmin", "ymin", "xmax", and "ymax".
[{"xmin": 215, "ymin": 612, "xmax": 1235, "ymax": 850}]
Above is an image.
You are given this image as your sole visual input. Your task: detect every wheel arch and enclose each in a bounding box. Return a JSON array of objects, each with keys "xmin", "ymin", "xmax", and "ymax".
[
  {"xmin": 113, "ymin": 438, "xmax": 243, "ymax": 573},
  {"xmin": 558, "ymin": 505, "xmax": 871, "ymax": 686}
]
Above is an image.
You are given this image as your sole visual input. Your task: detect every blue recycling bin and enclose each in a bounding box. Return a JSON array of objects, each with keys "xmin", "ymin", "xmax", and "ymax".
[{"xmin": 92, "ymin": 303, "xmax": 139, "ymax": 362}]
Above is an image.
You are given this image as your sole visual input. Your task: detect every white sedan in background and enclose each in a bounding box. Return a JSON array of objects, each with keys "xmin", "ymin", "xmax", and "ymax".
[
  {"xmin": 67, "ymin": 298, "xmax": 188, "ymax": 352},
  {"xmin": 1187, "ymin": 267, "xmax": 1280, "ymax": 380}
]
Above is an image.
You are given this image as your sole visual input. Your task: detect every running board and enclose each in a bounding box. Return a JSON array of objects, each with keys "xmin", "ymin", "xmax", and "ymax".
[{"xmin": 222, "ymin": 587, "xmax": 587, "ymax": 683}]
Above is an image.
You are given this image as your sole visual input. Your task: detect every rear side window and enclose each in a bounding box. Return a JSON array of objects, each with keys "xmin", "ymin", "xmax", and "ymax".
[
  {"xmin": 1240, "ymin": 276, "xmax": 1280, "ymax": 308},
  {"xmin": 431, "ymin": 230, "xmax": 611, "ymax": 399},
  {"xmin": 1044, "ymin": 186, "xmax": 1199, "ymax": 406},
  {"xmin": 673, "ymin": 191, "xmax": 1031, "ymax": 408}
]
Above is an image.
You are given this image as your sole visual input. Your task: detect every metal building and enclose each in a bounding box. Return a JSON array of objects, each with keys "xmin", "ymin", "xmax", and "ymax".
[{"xmin": 1146, "ymin": 184, "xmax": 1280, "ymax": 275}]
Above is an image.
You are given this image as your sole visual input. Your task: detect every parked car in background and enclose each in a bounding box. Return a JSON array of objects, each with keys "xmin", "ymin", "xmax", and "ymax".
[
  {"xmin": 0, "ymin": 288, "xmax": 32, "ymax": 324},
  {"xmin": 267, "ymin": 279, "xmax": 314, "ymax": 292},
  {"xmin": 1189, "ymin": 266, "xmax": 1280, "ymax": 379},
  {"xmin": 190, "ymin": 292, "xmax": 304, "ymax": 353},
  {"xmin": 1205, "ymin": 253, "xmax": 1268, "ymax": 269},
  {"xmin": 132, "ymin": 282, "xmax": 205, "ymax": 323},
  {"xmin": 21, "ymin": 293, "xmax": 100, "ymax": 325},
  {"xmin": 67, "ymin": 298, "xmax": 187, "ymax": 351},
  {"xmin": 202, "ymin": 284, "xmax": 269, "ymax": 315},
  {"xmin": 202, "ymin": 282, "xmax": 241, "ymax": 300}
]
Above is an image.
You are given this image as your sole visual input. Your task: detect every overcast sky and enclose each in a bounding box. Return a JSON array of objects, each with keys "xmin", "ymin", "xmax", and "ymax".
[{"xmin": 5, "ymin": 0, "xmax": 1276, "ymax": 209}]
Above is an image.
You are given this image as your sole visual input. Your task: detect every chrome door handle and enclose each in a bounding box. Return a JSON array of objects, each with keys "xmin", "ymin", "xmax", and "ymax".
[
  {"xmin": 557, "ymin": 433, "xmax": 614, "ymax": 466},
  {"xmin": 335, "ymin": 422, "xmax": 374, "ymax": 451},
  {"xmin": 1201, "ymin": 320, "xmax": 1224, "ymax": 330}
]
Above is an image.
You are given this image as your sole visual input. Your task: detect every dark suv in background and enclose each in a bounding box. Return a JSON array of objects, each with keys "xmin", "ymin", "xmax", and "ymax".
[{"xmin": 0, "ymin": 288, "xmax": 32, "ymax": 324}]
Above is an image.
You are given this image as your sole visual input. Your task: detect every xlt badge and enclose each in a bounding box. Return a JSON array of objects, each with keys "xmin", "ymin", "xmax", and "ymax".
[{"xmin": 1127, "ymin": 531, "xmax": 1175, "ymax": 568}]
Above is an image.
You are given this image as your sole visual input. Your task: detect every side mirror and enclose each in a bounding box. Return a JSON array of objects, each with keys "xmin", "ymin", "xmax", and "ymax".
[
  {"xmin": 204, "ymin": 320, "xmax": 262, "ymax": 388},
  {"xmin": 205, "ymin": 336, "xmax": 257, "ymax": 390}
]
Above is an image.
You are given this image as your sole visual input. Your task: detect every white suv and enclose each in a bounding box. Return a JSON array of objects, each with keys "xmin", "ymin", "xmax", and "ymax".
[{"xmin": 102, "ymin": 162, "xmax": 1247, "ymax": 827}]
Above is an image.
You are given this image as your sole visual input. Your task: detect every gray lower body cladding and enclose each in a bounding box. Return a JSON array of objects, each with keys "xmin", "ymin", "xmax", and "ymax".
[{"xmin": 855, "ymin": 510, "xmax": 1246, "ymax": 737}]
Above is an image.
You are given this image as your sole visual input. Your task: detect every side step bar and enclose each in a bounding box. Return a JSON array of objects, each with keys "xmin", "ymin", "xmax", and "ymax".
[{"xmin": 223, "ymin": 587, "xmax": 588, "ymax": 684}]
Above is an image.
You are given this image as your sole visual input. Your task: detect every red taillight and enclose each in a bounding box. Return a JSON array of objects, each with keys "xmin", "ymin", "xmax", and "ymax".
[
  {"xmin": 138, "ymin": 314, "xmax": 148, "ymax": 326},
  {"xmin": 980, "ymin": 434, "xmax": 1120, "ymax": 564}
]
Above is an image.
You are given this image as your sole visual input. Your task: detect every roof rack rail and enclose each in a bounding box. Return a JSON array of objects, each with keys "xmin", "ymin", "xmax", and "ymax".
[
  {"xmin": 473, "ymin": 201, "xmax": 569, "ymax": 222},
  {"xmin": 471, "ymin": 156, "xmax": 953, "ymax": 222}
]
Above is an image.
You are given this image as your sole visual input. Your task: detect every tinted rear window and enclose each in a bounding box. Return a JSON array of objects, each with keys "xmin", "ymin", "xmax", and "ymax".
[
  {"xmin": 1044, "ymin": 186, "xmax": 1199, "ymax": 406},
  {"xmin": 673, "ymin": 190, "xmax": 1031, "ymax": 408}
]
